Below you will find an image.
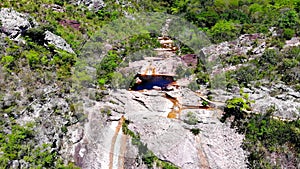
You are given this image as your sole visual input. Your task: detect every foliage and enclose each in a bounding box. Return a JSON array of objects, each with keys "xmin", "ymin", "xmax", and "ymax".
[
  {"xmin": 226, "ymin": 46, "xmax": 300, "ymax": 87},
  {"xmin": 190, "ymin": 128, "xmax": 200, "ymax": 135},
  {"xmin": 221, "ymin": 97, "xmax": 300, "ymax": 168},
  {"xmin": 100, "ymin": 107, "xmax": 112, "ymax": 116},
  {"xmin": 96, "ymin": 50, "xmax": 121, "ymax": 87},
  {"xmin": 225, "ymin": 55, "xmax": 247, "ymax": 65},
  {"xmin": 220, "ymin": 95, "xmax": 252, "ymax": 131},
  {"xmin": 175, "ymin": 65, "xmax": 193, "ymax": 79},
  {"xmin": 283, "ymin": 28, "xmax": 295, "ymax": 39},
  {"xmin": 184, "ymin": 111, "xmax": 198, "ymax": 125},
  {"xmin": 195, "ymin": 72, "xmax": 210, "ymax": 85},
  {"xmin": 201, "ymin": 100, "xmax": 208, "ymax": 107},
  {"xmin": 187, "ymin": 81, "xmax": 200, "ymax": 91},
  {"xmin": 121, "ymin": 33, "xmax": 160, "ymax": 58},
  {"xmin": 244, "ymin": 115, "xmax": 300, "ymax": 168},
  {"xmin": 1, "ymin": 55, "xmax": 15, "ymax": 71},
  {"xmin": 278, "ymin": 10, "xmax": 299, "ymax": 29},
  {"xmin": 209, "ymin": 20, "xmax": 240, "ymax": 43},
  {"xmin": 0, "ymin": 122, "xmax": 71, "ymax": 168}
]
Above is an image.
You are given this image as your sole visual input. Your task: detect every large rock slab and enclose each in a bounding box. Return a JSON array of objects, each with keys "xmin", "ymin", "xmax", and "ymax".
[{"xmin": 78, "ymin": 88, "xmax": 248, "ymax": 169}]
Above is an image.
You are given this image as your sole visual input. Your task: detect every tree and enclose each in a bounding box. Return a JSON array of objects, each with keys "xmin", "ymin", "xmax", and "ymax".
[
  {"xmin": 278, "ymin": 10, "xmax": 299, "ymax": 29},
  {"xmin": 220, "ymin": 96, "xmax": 251, "ymax": 132},
  {"xmin": 209, "ymin": 20, "xmax": 239, "ymax": 43}
]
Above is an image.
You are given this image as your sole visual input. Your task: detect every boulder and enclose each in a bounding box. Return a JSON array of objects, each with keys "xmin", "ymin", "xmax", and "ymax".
[
  {"xmin": 44, "ymin": 31, "xmax": 75, "ymax": 54},
  {"xmin": 0, "ymin": 8, "xmax": 37, "ymax": 39}
]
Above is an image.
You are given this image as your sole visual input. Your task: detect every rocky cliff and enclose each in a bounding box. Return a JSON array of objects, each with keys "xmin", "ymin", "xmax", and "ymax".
[{"xmin": 0, "ymin": 3, "xmax": 299, "ymax": 169}]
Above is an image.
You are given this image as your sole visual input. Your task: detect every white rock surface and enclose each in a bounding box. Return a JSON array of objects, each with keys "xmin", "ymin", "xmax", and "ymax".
[
  {"xmin": 0, "ymin": 8, "xmax": 36, "ymax": 38},
  {"xmin": 44, "ymin": 31, "xmax": 75, "ymax": 54}
]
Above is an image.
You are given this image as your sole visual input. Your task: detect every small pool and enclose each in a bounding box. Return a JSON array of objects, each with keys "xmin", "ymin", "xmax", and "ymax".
[{"xmin": 130, "ymin": 74, "xmax": 176, "ymax": 91}]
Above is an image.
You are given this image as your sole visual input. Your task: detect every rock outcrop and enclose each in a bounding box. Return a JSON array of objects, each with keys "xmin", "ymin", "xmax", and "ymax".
[
  {"xmin": 202, "ymin": 33, "xmax": 266, "ymax": 63},
  {"xmin": 207, "ymin": 83, "xmax": 300, "ymax": 120},
  {"xmin": 44, "ymin": 31, "xmax": 75, "ymax": 54},
  {"xmin": 0, "ymin": 8, "xmax": 75, "ymax": 54},
  {"xmin": 75, "ymin": 89, "xmax": 247, "ymax": 169},
  {"xmin": 0, "ymin": 8, "xmax": 37, "ymax": 39}
]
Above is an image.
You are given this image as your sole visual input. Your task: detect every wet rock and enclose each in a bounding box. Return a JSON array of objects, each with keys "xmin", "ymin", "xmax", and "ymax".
[
  {"xmin": 0, "ymin": 8, "xmax": 37, "ymax": 39},
  {"xmin": 44, "ymin": 31, "xmax": 75, "ymax": 54}
]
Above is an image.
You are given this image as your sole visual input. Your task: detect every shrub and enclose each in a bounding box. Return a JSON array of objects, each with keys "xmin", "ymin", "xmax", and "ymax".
[
  {"xmin": 96, "ymin": 50, "xmax": 121, "ymax": 87},
  {"xmin": 196, "ymin": 72, "xmax": 210, "ymax": 85},
  {"xmin": 1, "ymin": 55, "xmax": 15, "ymax": 71},
  {"xmin": 209, "ymin": 20, "xmax": 240, "ymax": 43},
  {"xmin": 220, "ymin": 97, "xmax": 251, "ymax": 131},
  {"xmin": 278, "ymin": 10, "xmax": 298, "ymax": 29},
  {"xmin": 190, "ymin": 128, "xmax": 200, "ymax": 135},
  {"xmin": 100, "ymin": 107, "xmax": 112, "ymax": 116},
  {"xmin": 26, "ymin": 50, "xmax": 40, "ymax": 68},
  {"xmin": 225, "ymin": 55, "xmax": 247, "ymax": 65},
  {"xmin": 184, "ymin": 112, "xmax": 198, "ymax": 125},
  {"xmin": 202, "ymin": 100, "xmax": 209, "ymax": 107},
  {"xmin": 283, "ymin": 28, "xmax": 295, "ymax": 40},
  {"xmin": 187, "ymin": 81, "xmax": 200, "ymax": 91}
]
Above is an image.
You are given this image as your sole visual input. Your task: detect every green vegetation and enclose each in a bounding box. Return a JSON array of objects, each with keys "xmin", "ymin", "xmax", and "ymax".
[
  {"xmin": 190, "ymin": 128, "xmax": 201, "ymax": 135},
  {"xmin": 95, "ymin": 33, "xmax": 160, "ymax": 88},
  {"xmin": 226, "ymin": 46, "xmax": 300, "ymax": 87},
  {"xmin": 0, "ymin": 122, "xmax": 78, "ymax": 168},
  {"xmin": 100, "ymin": 107, "xmax": 112, "ymax": 116},
  {"xmin": 187, "ymin": 81, "xmax": 200, "ymax": 91},
  {"xmin": 201, "ymin": 100, "xmax": 209, "ymax": 107},
  {"xmin": 169, "ymin": 0, "xmax": 300, "ymax": 42},
  {"xmin": 1, "ymin": 0, "xmax": 300, "ymax": 168},
  {"xmin": 221, "ymin": 98, "xmax": 300, "ymax": 168},
  {"xmin": 96, "ymin": 51, "xmax": 122, "ymax": 87},
  {"xmin": 184, "ymin": 112, "xmax": 198, "ymax": 125}
]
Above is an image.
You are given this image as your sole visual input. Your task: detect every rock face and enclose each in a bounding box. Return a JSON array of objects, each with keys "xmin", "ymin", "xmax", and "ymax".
[
  {"xmin": 75, "ymin": 88, "xmax": 247, "ymax": 169},
  {"xmin": 202, "ymin": 33, "xmax": 266, "ymax": 63},
  {"xmin": 250, "ymin": 83, "xmax": 300, "ymax": 120},
  {"xmin": 0, "ymin": 8, "xmax": 36, "ymax": 39},
  {"xmin": 44, "ymin": 31, "xmax": 75, "ymax": 54},
  {"xmin": 0, "ymin": 8, "xmax": 75, "ymax": 54},
  {"xmin": 208, "ymin": 83, "xmax": 300, "ymax": 120}
]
